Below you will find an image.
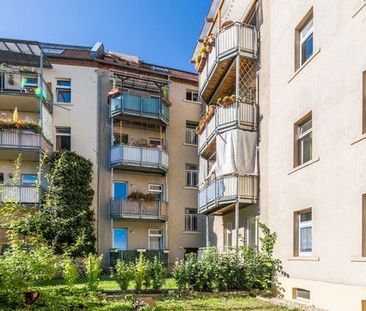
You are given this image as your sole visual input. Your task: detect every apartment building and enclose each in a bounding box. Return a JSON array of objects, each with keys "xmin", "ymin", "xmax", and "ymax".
[
  {"xmin": 194, "ymin": 0, "xmax": 366, "ymax": 310},
  {"xmin": 0, "ymin": 38, "xmax": 204, "ymax": 267}
]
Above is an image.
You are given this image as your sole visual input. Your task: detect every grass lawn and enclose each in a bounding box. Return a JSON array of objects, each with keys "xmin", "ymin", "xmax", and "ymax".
[{"xmin": 92, "ymin": 297, "xmax": 299, "ymax": 311}]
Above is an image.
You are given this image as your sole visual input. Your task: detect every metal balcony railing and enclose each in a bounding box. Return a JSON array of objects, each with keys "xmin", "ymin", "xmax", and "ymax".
[
  {"xmin": 110, "ymin": 199, "xmax": 168, "ymax": 220},
  {"xmin": 109, "ymin": 249, "xmax": 169, "ymax": 267},
  {"xmin": 199, "ymin": 23, "xmax": 257, "ymax": 93},
  {"xmin": 0, "ymin": 129, "xmax": 52, "ymax": 153},
  {"xmin": 111, "ymin": 145, "xmax": 169, "ymax": 172},
  {"xmin": 110, "ymin": 92, "xmax": 169, "ymax": 124},
  {"xmin": 0, "ymin": 185, "xmax": 39, "ymax": 204},
  {"xmin": 198, "ymin": 175, "xmax": 257, "ymax": 213},
  {"xmin": 198, "ymin": 102, "xmax": 257, "ymax": 154},
  {"xmin": 0, "ymin": 71, "xmax": 53, "ymax": 106}
]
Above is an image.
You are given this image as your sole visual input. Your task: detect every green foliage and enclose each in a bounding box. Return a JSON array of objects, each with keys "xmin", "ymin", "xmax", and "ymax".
[
  {"xmin": 84, "ymin": 253, "xmax": 102, "ymax": 292},
  {"xmin": 0, "ymin": 238, "xmax": 59, "ymax": 306},
  {"xmin": 34, "ymin": 150, "xmax": 96, "ymax": 257},
  {"xmin": 114, "ymin": 260, "xmax": 134, "ymax": 290},
  {"xmin": 63, "ymin": 256, "xmax": 79, "ymax": 288},
  {"xmin": 0, "ymin": 119, "xmax": 41, "ymax": 133},
  {"xmin": 172, "ymin": 223, "xmax": 281, "ymax": 293},
  {"xmin": 134, "ymin": 253, "xmax": 149, "ymax": 291},
  {"xmin": 150, "ymin": 256, "xmax": 166, "ymax": 290}
]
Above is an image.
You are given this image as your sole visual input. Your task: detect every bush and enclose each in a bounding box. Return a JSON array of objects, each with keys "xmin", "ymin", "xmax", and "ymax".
[
  {"xmin": 150, "ymin": 256, "xmax": 166, "ymax": 290},
  {"xmin": 134, "ymin": 253, "xmax": 149, "ymax": 291},
  {"xmin": 63, "ymin": 256, "xmax": 79, "ymax": 287},
  {"xmin": 114, "ymin": 260, "xmax": 134, "ymax": 290},
  {"xmin": 172, "ymin": 223, "xmax": 281, "ymax": 293},
  {"xmin": 84, "ymin": 254, "xmax": 102, "ymax": 292}
]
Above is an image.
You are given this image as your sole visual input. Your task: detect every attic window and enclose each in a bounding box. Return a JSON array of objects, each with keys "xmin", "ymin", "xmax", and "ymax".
[{"xmin": 42, "ymin": 48, "xmax": 65, "ymax": 55}]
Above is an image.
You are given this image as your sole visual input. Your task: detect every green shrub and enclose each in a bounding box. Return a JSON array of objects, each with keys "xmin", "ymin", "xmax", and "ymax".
[
  {"xmin": 150, "ymin": 256, "xmax": 166, "ymax": 290},
  {"xmin": 194, "ymin": 247, "xmax": 221, "ymax": 291},
  {"xmin": 172, "ymin": 259, "xmax": 188, "ymax": 291},
  {"xmin": 63, "ymin": 256, "xmax": 79, "ymax": 287},
  {"xmin": 84, "ymin": 254, "xmax": 102, "ymax": 292},
  {"xmin": 134, "ymin": 253, "xmax": 148, "ymax": 291},
  {"xmin": 114, "ymin": 260, "xmax": 134, "ymax": 290}
]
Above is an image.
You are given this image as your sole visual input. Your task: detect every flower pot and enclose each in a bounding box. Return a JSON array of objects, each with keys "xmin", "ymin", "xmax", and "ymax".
[
  {"xmin": 197, "ymin": 58, "xmax": 206, "ymax": 72},
  {"xmin": 221, "ymin": 98, "xmax": 235, "ymax": 107}
]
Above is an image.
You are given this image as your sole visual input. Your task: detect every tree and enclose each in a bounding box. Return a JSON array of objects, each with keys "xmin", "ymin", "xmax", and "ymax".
[{"xmin": 35, "ymin": 150, "xmax": 96, "ymax": 257}]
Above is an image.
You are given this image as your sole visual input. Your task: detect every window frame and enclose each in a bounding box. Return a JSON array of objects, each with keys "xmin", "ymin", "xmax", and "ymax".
[
  {"xmin": 295, "ymin": 8, "xmax": 314, "ymax": 70},
  {"xmin": 294, "ymin": 112, "xmax": 313, "ymax": 167},
  {"xmin": 293, "ymin": 288, "xmax": 311, "ymax": 302},
  {"xmin": 185, "ymin": 122, "xmax": 199, "ymax": 145},
  {"xmin": 293, "ymin": 208, "xmax": 313, "ymax": 257},
  {"xmin": 21, "ymin": 174, "xmax": 38, "ymax": 186},
  {"xmin": 55, "ymin": 127, "xmax": 71, "ymax": 151},
  {"xmin": 185, "ymin": 208, "xmax": 198, "ymax": 232},
  {"xmin": 148, "ymin": 229, "xmax": 163, "ymax": 250},
  {"xmin": 56, "ymin": 79, "xmax": 71, "ymax": 104},
  {"xmin": 185, "ymin": 164, "xmax": 198, "ymax": 187},
  {"xmin": 299, "ymin": 17, "xmax": 314, "ymax": 66},
  {"xmin": 185, "ymin": 89, "xmax": 199, "ymax": 102}
]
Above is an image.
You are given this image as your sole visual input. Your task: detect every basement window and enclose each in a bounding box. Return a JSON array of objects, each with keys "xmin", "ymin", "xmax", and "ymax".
[{"xmin": 293, "ymin": 288, "xmax": 311, "ymax": 302}]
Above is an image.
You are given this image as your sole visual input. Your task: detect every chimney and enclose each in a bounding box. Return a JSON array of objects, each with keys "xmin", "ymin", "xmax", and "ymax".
[{"xmin": 91, "ymin": 42, "xmax": 104, "ymax": 59}]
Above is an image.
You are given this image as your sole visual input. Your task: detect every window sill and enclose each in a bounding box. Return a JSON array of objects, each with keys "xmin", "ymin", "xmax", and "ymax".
[
  {"xmin": 351, "ymin": 133, "xmax": 366, "ymax": 146},
  {"xmin": 183, "ymin": 99, "xmax": 200, "ymax": 104},
  {"xmin": 288, "ymin": 256, "xmax": 319, "ymax": 262},
  {"xmin": 182, "ymin": 231, "xmax": 201, "ymax": 235},
  {"xmin": 352, "ymin": 3, "xmax": 366, "ymax": 18},
  {"xmin": 288, "ymin": 48, "xmax": 321, "ymax": 83},
  {"xmin": 350, "ymin": 257, "xmax": 366, "ymax": 262},
  {"xmin": 288, "ymin": 157, "xmax": 320, "ymax": 175},
  {"xmin": 184, "ymin": 186, "xmax": 199, "ymax": 190},
  {"xmin": 184, "ymin": 143, "xmax": 198, "ymax": 147}
]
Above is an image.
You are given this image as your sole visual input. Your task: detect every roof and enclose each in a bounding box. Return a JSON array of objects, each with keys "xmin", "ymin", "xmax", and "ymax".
[
  {"xmin": 0, "ymin": 38, "xmax": 51, "ymax": 67},
  {"xmin": 40, "ymin": 42, "xmax": 94, "ymax": 59}
]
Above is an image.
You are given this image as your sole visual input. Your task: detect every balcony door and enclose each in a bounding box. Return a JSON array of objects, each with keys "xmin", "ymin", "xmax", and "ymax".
[{"xmin": 114, "ymin": 181, "xmax": 127, "ymax": 200}]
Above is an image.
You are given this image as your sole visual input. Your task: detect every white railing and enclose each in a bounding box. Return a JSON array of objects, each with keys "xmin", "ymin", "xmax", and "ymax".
[
  {"xmin": 198, "ymin": 175, "xmax": 257, "ymax": 213},
  {"xmin": 0, "ymin": 185, "xmax": 39, "ymax": 204},
  {"xmin": 110, "ymin": 199, "xmax": 168, "ymax": 220},
  {"xmin": 111, "ymin": 145, "xmax": 169, "ymax": 171},
  {"xmin": 0, "ymin": 129, "xmax": 52, "ymax": 152},
  {"xmin": 198, "ymin": 102, "xmax": 257, "ymax": 154},
  {"xmin": 199, "ymin": 23, "xmax": 257, "ymax": 92}
]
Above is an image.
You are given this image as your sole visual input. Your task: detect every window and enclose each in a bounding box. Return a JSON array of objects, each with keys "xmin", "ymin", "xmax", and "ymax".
[
  {"xmin": 149, "ymin": 138, "xmax": 163, "ymax": 147},
  {"xmin": 185, "ymin": 122, "xmax": 198, "ymax": 145},
  {"xmin": 21, "ymin": 174, "xmax": 37, "ymax": 186},
  {"xmin": 295, "ymin": 10, "xmax": 314, "ymax": 69},
  {"xmin": 246, "ymin": 217, "xmax": 257, "ymax": 248},
  {"xmin": 148, "ymin": 184, "xmax": 163, "ymax": 201},
  {"xmin": 56, "ymin": 127, "xmax": 71, "ymax": 151},
  {"xmin": 148, "ymin": 229, "xmax": 163, "ymax": 250},
  {"xmin": 362, "ymin": 194, "xmax": 366, "ymax": 257},
  {"xmin": 293, "ymin": 288, "xmax": 311, "ymax": 301},
  {"xmin": 0, "ymin": 173, "xmax": 3, "ymax": 184},
  {"xmin": 294, "ymin": 113, "xmax": 312, "ymax": 167},
  {"xmin": 113, "ymin": 133, "xmax": 128, "ymax": 146},
  {"xmin": 56, "ymin": 79, "xmax": 71, "ymax": 103},
  {"xmin": 185, "ymin": 208, "xmax": 198, "ymax": 232},
  {"xmin": 185, "ymin": 164, "xmax": 198, "ymax": 187},
  {"xmin": 186, "ymin": 90, "xmax": 198, "ymax": 102},
  {"xmin": 113, "ymin": 228, "xmax": 127, "ymax": 250},
  {"xmin": 294, "ymin": 209, "xmax": 312, "ymax": 256},
  {"xmin": 224, "ymin": 223, "xmax": 233, "ymax": 250}
]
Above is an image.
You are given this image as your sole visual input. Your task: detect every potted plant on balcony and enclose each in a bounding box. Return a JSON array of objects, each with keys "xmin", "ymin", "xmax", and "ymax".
[
  {"xmin": 195, "ymin": 46, "xmax": 208, "ymax": 73},
  {"xmin": 127, "ymin": 191, "xmax": 145, "ymax": 201},
  {"xmin": 221, "ymin": 95, "xmax": 236, "ymax": 107},
  {"xmin": 195, "ymin": 119, "xmax": 205, "ymax": 135},
  {"xmin": 144, "ymin": 193, "xmax": 156, "ymax": 202},
  {"xmin": 203, "ymin": 34, "xmax": 215, "ymax": 53}
]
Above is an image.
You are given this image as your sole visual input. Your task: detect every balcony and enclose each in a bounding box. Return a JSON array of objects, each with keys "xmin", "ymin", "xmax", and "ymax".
[
  {"xmin": 110, "ymin": 199, "xmax": 168, "ymax": 221},
  {"xmin": 109, "ymin": 249, "xmax": 169, "ymax": 267},
  {"xmin": 198, "ymin": 102, "xmax": 257, "ymax": 156},
  {"xmin": 111, "ymin": 145, "xmax": 168, "ymax": 173},
  {"xmin": 0, "ymin": 185, "xmax": 39, "ymax": 204},
  {"xmin": 198, "ymin": 175, "xmax": 257, "ymax": 214},
  {"xmin": 110, "ymin": 92, "xmax": 169, "ymax": 124},
  {"xmin": 0, "ymin": 130, "xmax": 52, "ymax": 154},
  {"xmin": 199, "ymin": 23, "xmax": 257, "ymax": 101},
  {"xmin": 0, "ymin": 71, "xmax": 53, "ymax": 112}
]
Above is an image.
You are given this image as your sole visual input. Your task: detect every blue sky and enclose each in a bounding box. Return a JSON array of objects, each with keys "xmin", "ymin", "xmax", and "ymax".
[{"xmin": 1, "ymin": 1, "xmax": 210, "ymax": 72}]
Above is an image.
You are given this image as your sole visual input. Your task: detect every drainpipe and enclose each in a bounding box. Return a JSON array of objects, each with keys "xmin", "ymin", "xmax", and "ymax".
[{"xmin": 38, "ymin": 49, "xmax": 44, "ymax": 206}]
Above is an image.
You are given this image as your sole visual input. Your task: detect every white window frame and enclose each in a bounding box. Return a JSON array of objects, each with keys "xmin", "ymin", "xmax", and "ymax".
[
  {"xmin": 223, "ymin": 223, "xmax": 233, "ymax": 250},
  {"xmin": 185, "ymin": 89, "xmax": 199, "ymax": 102},
  {"xmin": 185, "ymin": 123, "xmax": 198, "ymax": 145},
  {"xmin": 297, "ymin": 117, "xmax": 312, "ymax": 165},
  {"xmin": 299, "ymin": 17, "xmax": 314, "ymax": 66},
  {"xmin": 185, "ymin": 208, "xmax": 198, "ymax": 232},
  {"xmin": 299, "ymin": 211, "xmax": 312, "ymax": 256},
  {"xmin": 294, "ymin": 288, "xmax": 311, "ymax": 302},
  {"xmin": 148, "ymin": 229, "xmax": 163, "ymax": 250},
  {"xmin": 55, "ymin": 127, "xmax": 71, "ymax": 151},
  {"xmin": 148, "ymin": 184, "xmax": 163, "ymax": 193},
  {"xmin": 246, "ymin": 217, "xmax": 257, "ymax": 248},
  {"xmin": 56, "ymin": 79, "xmax": 71, "ymax": 103},
  {"xmin": 185, "ymin": 164, "xmax": 198, "ymax": 187}
]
